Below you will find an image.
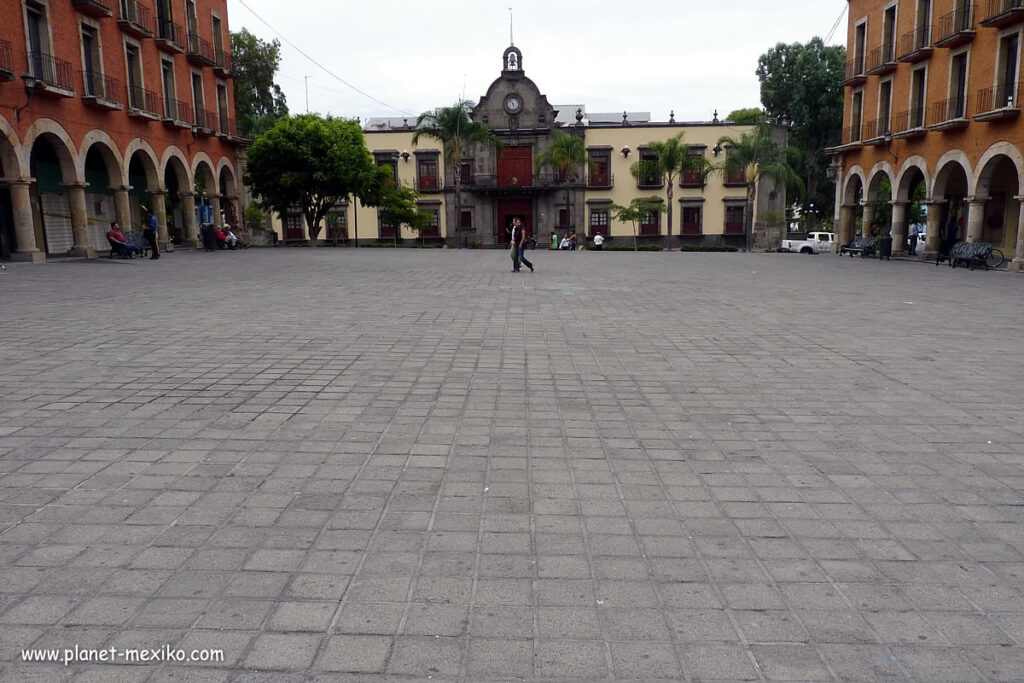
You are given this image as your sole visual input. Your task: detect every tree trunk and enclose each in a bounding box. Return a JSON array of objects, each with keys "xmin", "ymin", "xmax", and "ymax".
[
  {"xmin": 305, "ymin": 211, "xmax": 319, "ymax": 247},
  {"xmin": 666, "ymin": 179, "xmax": 674, "ymax": 249},
  {"xmin": 745, "ymin": 183, "xmax": 756, "ymax": 252}
]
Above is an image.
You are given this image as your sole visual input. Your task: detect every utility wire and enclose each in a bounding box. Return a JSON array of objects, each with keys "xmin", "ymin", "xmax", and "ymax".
[
  {"xmin": 235, "ymin": 0, "xmax": 416, "ymax": 116},
  {"xmin": 824, "ymin": 3, "xmax": 848, "ymax": 45}
]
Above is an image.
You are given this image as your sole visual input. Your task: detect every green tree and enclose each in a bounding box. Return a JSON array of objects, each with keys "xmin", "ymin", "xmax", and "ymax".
[
  {"xmin": 245, "ymin": 114, "xmax": 388, "ymax": 245},
  {"xmin": 412, "ymin": 100, "xmax": 502, "ymax": 238},
  {"xmin": 715, "ymin": 123, "xmax": 802, "ymax": 252},
  {"xmin": 231, "ymin": 28, "xmax": 288, "ymax": 139},
  {"xmin": 628, "ymin": 132, "xmax": 710, "ymax": 246},
  {"xmin": 726, "ymin": 108, "xmax": 764, "ymax": 124},
  {"xmin": 377, "ymin": 184, "xmax": 432, "ymax": 246},
  {"xmin": 535, "ymin": 130, "xmax": 587, "ymax": 209},
  {"xmin": 610, "ymin": 197, "xmax": 666, "ymax": 252},
  {"xmin": 756, "ymin": 38, "xmax": 845, "ymax": 216}
]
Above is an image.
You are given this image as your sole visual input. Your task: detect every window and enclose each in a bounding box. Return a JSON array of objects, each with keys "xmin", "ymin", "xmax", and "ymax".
[
  {"xmin": 375, "ymin": 155, "xmax": 398, "ymax": 186},
  {"xmin": 81, "ymin": 24, "xmax": 103, "ymax": 97},
  {"xmin": 681, "ymin": 205, "xmax": 702, "ymax": 235},
  {"xmin": 326, "ymin": 210, "xmax": 348, "ymax": 240},
  {"xmin": 725, "ymin": 148, "xmax": 747, "ymax": 184},
  {"xmin": 910, "ymin": 66, "xmax": 927, "ymax": 127},
  {"xmin": 379, "ymin": 211, "xmax": 397, "ymax": 239},
  {"xmin": 284, "ymin": 214, "xmax": 304, "ymax": 241},
  {"xmin": 420, "ymin": 208, "xmax": 440, "ymax": 237},
  {"xmin": 191, "ymin": 71, "xmax": 205, "ymax": 123},
  {"xmin": 681, "ymin": 150, "xmax": 705, "ymax": 186},
  {"xmin": 459, "ymin": 161, "xmax": 472, "ymax": 185},
  {"xmin": 996, "ymin": 32, "xmax": 1019, "ymax": 108},
  {"xmin": 161, "ymin": 59, "xmax": 176, "ymax": 118},
  {"xmin": 216, "ymin": 82, "xmax": 228, "ymax": 133},
  {"xmin": 155, "ymin": 0, "xmax": 174, "ymax": 41},
  {"xmin": 185, "ymin": 0, "xmax": 198, "ymax": 37},
  {"xmin": 589, "ymin": 208, "xmax": 609, "ymax": 236},
  {"xmin": 917, "ymin": 0, "xmax": 932, "ymax": 36},
  {"xmin": 588, "ymin": 151, "xmax": 610, "ymax": 187},
  {"xmin": 125, "ymin": 42, "xmax": 145, "ymax": 108},
  {"xmin": 877, "ymin": 80, "xmax": 893, "ymax": 137},
  {"xmin": 460, "ymin": 210, "xmax": 472, "ymax": 229},
  {"xmin": 637, "ymin": 151, "xmax": 661, "ymax": 188},
  {"xmin": 640, "ymin": 210, "xmax": 660, "ymax": 236},
  {"xmin": 212, "ymin": 14, "xmax": 224, "ymax": 59},
  {"xmin": 851, "ymin": 90, "xmax": 864, "ymax": 141},
  {"xmin": 417, "ymin": 157, "xmax": 439, "ymax": 190},
  {"xmin": 558, "ymin": 209, "xmax": 571, "ymax": 228},
  {"xmin": 853, "ymin": 20, "xmax": 867, "ymax": 74},
  {"xmin": 725, "ymin": 205, "xmax": 745, "ymax": 234},
  {"xmin": 882, "ymin": 5, "xmax": 897, "ymax": 62},
  {"xmin": 949, "ymin": 50, "xmax": 969, "ymax": 117},
  {"xmin": 26, "ymin": 2, "xmax": 54, "ymax": 82}
]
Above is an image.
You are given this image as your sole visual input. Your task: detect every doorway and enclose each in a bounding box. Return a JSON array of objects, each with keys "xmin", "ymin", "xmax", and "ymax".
[{"xmin": 496, "ymin": 198, "xmax": 532, "ymax": 244}]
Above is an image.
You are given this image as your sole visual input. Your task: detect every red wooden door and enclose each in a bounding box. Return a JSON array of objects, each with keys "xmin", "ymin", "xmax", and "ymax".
[
  {"xmin": 498, "ymin": 147, "xmax": 533, "ymax": 188},
  {"xmin": 497, "ymin": 198, "xmax": 532, "ymax": 243}
]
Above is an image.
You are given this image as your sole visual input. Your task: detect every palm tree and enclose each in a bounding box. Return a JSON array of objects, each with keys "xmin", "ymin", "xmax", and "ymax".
[
  {"xmin": 535, "ymin": 131, "xmax": 587, "ymax": 217},
  {"xmin": 715, "ymin": 123, "xmax": 802, "ymax": 252},
  {"xmin": 628, "ymin": 132, "xmax": 709, "ymax": 247},
  {"xmin": 412, "ymin": 100, "xmax": 501, "ymax": 239}
]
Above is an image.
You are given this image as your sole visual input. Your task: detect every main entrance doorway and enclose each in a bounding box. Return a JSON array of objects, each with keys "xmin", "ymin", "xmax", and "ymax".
[{"xmin": 496, "ymin": 198, "xmax": 532, "ymax": 244}]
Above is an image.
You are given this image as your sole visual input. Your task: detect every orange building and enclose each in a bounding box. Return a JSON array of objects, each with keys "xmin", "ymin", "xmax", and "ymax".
[
  {"xmin": 0, "ymin": 0, "xmax": 244, "ymax": 262},
  {"xmin": 832, "ymin": 0, "xmax": 1024, "ymax": 268}
]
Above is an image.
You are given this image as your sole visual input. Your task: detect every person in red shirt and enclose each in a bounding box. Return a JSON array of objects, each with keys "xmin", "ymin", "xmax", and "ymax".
[
  {"xmin": 106, "ymin": 221, "xmax": 138, "ymax": 258},
  {"xmin": 214, "ymin": 226, "xmax": 229, "ymax": 249}
]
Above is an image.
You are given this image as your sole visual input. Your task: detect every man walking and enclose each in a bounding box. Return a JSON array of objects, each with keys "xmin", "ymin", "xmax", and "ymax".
[
  {"xmin": 143, "ymin": 205, "xmax": 160, "ymax": 259},
  {"xmin": 908, "ymin": 222, "xmax": 920, "ymax": 256},
  {"xmin": 510, "ymin": 218, "xmax": 533, "ymax": 272}
]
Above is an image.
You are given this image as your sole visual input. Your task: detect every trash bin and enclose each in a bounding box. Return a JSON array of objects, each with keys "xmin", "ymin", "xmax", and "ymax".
[{"xmin": 878, "ymin": 237, "xmax": 893, "ymax": 261}]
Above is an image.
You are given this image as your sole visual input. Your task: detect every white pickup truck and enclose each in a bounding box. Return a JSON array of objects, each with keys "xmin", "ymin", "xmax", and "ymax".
[{"xmin": 780, "ymin": 231, "xmax": 836, "ymax": 254}]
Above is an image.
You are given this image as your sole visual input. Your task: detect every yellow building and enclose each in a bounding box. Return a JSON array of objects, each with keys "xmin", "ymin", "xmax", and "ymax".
[{"xmin": 270, "ymin": 44, "xmax": 787, "ymax": 250}]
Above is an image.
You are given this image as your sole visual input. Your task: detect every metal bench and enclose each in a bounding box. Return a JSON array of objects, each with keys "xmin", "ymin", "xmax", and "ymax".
[
  {"xmin": 840, "ymin": 236, "xmax": 878, "ymax": 258},
  {"xmin": 938, "ymin": 241, "xmax": 993, "ymax": 270}
]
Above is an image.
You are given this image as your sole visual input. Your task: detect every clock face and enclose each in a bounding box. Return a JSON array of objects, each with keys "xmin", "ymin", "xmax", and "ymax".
[{"xmin": 505, "ymin": 95, "xmax": 522, "ymax": 113}]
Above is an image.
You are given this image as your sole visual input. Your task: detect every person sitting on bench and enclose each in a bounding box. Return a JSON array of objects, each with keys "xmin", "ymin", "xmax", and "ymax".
[
  {"xmin": 224, "ymin": 224, "xmax": 248, "ymax": 249},
  {"xmin": 106, "ymin": 221, "xmax": 138, "ymax": 258},
  {"xmin": 214, "ymin": 226, "xmax": 229, "ymax": 249}
]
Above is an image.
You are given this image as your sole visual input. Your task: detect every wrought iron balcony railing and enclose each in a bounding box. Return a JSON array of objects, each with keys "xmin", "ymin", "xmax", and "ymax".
[
  {"xmin": 118, "ymin": 0, "xmax": 154, "ymax": 37},
  {"xmin": 0, "ymin": 40, "xmax": 14, "ymax": 78},
  {"xmin": 976, "ymin": 82, "xmax": 1019, "ymax": 112},
  {"xmin": 162, "ymin": 97, "xmax": 194, "ymax": 125},
  {"xmin": 898, "ymin": 26, "xmax": 933, "ymax": 61},
  {"xmin": 936, "ymin": 4, "xmax": 976, "ymax": 46},
  {"xmin": 981, "ymin": 0, "xmax": 1024, "ymax": 27},
  {"xmin": 187, "ymin": 32, "xmax": 215, "ymax": 65},
  {"xmin": 81, "ymin": 70, "xmax": 121, "ymax": 104},
  {"xmin": 928, "ymin": 95, "xmax": 969, "ymax": 126},
  {"xmin": 127, "ymin": 84, "xmax": 159, "ymax": 115},
  {"xmin": 26, "ymin": 51, "xmax": 74, "ymax": 90}
]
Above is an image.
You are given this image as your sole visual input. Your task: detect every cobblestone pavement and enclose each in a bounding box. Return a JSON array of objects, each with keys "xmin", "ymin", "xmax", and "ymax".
[{"xmin": 1, "ymin": 248, "xmax": 1023, "ymax": 682}]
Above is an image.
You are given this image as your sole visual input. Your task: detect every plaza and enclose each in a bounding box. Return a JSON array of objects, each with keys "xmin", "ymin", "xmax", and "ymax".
[{"xmin": 1, "ymin": 249, "xmax": 1023, "ymax": 681}]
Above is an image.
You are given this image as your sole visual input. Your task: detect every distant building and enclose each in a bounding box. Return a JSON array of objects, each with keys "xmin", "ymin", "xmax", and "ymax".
[
  {"xmin": 273, "ymin": 45, "xmax": 787, "ymax": 250},
  {"xmin": 830, "ymin": 0, "xmax": 1024, "ymax": 268},
  {"xmin": 0, "ymin": 0, "xmax": 245, "ymax": 262}
]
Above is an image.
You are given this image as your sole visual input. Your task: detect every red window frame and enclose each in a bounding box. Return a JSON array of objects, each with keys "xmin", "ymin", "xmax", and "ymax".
[
  {"xmin": 589, "ymin": 208, "xmax": 609, "ymax": 236},
  {"xmin": 725, "ymin": 205, "xmax": 745, "ymax": 234},
  {"xmin": 640, "ymin": 210, "xmax": 660, "ymax": 236},
  {"xmin": 681, "ymin": 206, "xmax": 702, "ymax": 235},
  {"xmin": 418, "ymin": 158, "xmax": 439, "ymax": 190}
]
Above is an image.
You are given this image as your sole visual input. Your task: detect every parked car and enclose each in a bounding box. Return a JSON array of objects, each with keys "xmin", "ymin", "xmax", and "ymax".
[{"xmin": 780, "ymin": 231, "xmax": 835, "ymax": 254}]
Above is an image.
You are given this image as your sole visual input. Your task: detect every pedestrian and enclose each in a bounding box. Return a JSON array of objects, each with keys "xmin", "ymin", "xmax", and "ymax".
[
  {"xmin": 593, "ymin": 233, "xmax": 604, "ymax": 251},
  {"xmin": 143, "ymin": 205, "xmax": 160, "ymax": 259},
  {"xmin": 569, "ymin": 231, "xmax": 578, "ymax": 251},
  {"xmin": 510, "ymin": 217, "xmax": 533, "ymax": 272},
  {"xmin": 908, "ymin": 222, "xmax": 920, "ymax": 255}
]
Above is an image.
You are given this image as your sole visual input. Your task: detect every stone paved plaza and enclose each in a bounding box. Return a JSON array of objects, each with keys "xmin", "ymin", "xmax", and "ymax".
[{"xmin": 1, "ymin": 247, "xmax": 1023, "ymax": 682}]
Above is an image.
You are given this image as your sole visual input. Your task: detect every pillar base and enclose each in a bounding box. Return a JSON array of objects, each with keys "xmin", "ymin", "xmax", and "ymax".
[
  {"xmin": 11, "ymin": 250, "xmax": 46, "ymax": 263},
  {"xmin": 1009, "ymin": 258, "xmax": 1024, "ymax": 271},
  {"xmin": 70, "ymin": 246, "xmax": 96, "ymax": 259},
  {"xmin": 892, "ymin": 249, "xmax": 908, "ymax": 257},
  {"xmin": 184, "ymin": 238, "xmax": 202, "ymax": 250},
  {"xmin": 161, "ymin": 241, "xmax": 175, "ymax": 253},
  {"xmin": 921, "ymin": 251, "xmax": 939, "ymax": 263}
]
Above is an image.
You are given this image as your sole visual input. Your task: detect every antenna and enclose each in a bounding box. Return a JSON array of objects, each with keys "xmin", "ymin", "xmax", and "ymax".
[{"xmin": 509, "ymin": 6, "xmax": 514, "ymax": 46}]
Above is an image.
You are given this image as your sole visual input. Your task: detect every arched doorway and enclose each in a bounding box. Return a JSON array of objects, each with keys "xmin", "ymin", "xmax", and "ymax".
[
  {"xmin": 218, "ymin": 163, "xmax": 238, "ymax": 228},
  {"xmin": 127, "ymin": 148, "xmax": 160, "ymax": 234},
  {"xmin": 931, "ymin": 161, "xmax": 970, "ymax": 258},
  {"xmin": 838, "ymin": 173, "xmax": 864, "ymax": 248},
  {"xmin": 895, "ymin": 165, "xmax": 928, "ymax": 256},
  {"xmin": 30, "ymin": 134, "xmax": 77, "ymax": 256},
  {"xmin": 164, "ymin": 155, "xmax": 190, "ymax": 244},
  {"xmin": 193, "ymin": 159, "xmax": 217, "ymax": 228},
  {"xmin": 0, "ymin": 131, "xmax": 19, "ymax": 258},
  {"xmin": 83, "ymin": 143, "xmax": 120, "ymax": 253},
  {"xmin": 865, "ymin": 169, "xmax": 893, "ymax": 237},
  {"xmin": 974, "ymin": 155, "xmax": 1020, "ymax": 254}
]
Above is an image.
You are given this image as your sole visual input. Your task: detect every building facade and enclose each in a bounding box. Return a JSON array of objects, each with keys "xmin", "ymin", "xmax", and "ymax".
[
  {"xmin": 0, "ymin": 0, "xmax": 244, "ymax": 262},
  {"xmin": 832, "ymin": 0, "xmax": 1024, "ymax": 268},
  {"xmin": 273, "ymin": 45, "xmax": 787, "ymax": 250}
]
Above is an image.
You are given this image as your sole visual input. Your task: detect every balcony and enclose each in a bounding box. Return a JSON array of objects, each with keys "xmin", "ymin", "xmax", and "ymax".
[
  {"xmin": 161, "ymin": 97, "xmax": 194, "ymax": 127},
  {"xmin": 974, "ymin": 83, "xmax": 1021, "ymax": 120},
  {"xmin": 840, "ymin": 56, "xmax": 867, "ymax": 86},
  {"xmin": 192, "ymin": 107, "xmax": 217, "ymax": 133},
  {"xmin": 467, "ymin": 173, "xmax": 564, "ymax": 192},
  {"xmin": 417, "ymin": 175, "xmax": 442, "ymax": 192},
  {"xmin": 864, "ymin": 118, "xmax": 890, "ymax": 145},
  {"xmin": 927, "ymin": 96, "xmax": 970, "ymax": 130},
  {"xmin": 155, "ymin": 19, "xmax": 184, "ymax": 53},
  {"xmin": 866, "ymin": 43, "xmax": 898, "ymax": 75},
  {"xmin": 681, "ymin": 170, "xmax": 704, "ymax": 187},
  {"xmin": 117, "ymin": 1, "xmax": 154, "ymax": 38},
  {"xmin": 187, "ymin": 32, "xmax": 215, "ymax": 67},
  {"xmin": 898, "ymin": 26, "xmax": 933, "ymax": 62},
  {"xmin": 586, "ymin": 172, "xmax": 614, "ymax": 189},
  {"xmin": 25, "ymin": 52, "xmax": 75, "ymax": 96},
  {"xmin": 980, "ymin": 0, "xmax": 1024, "ymax": 27},
  {"xmin": 935, "ymin": 5, "xmax": 977, "ymax": 47},
  {"xmin": 81, "ymin": 70, "xmax": 122, "ymax": 109},
  {"xmin": 213, "ymin": 47, "xmax": 231, "ymax": 76},
  {"xmin": 892, "ymin": 108, "xmax": 928, "ymax": 138},
  {"xmin": 126, "ymin": 84, "xmax": 159, "ymax": 118},
  {"xmin": 72, "ymin": 0, "xmax": 113, "ymax": 18},
  {"xmin": 0, "ymin": 40, "xmax": 14, "ymax": 81},
  {"xmin": 216, "ymin": 112, "xmax": 236, "ymax": 137}
]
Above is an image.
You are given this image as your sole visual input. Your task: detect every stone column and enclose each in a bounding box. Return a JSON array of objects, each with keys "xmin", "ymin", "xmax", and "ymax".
[
  {"xmin": 150, "ymin": 190, "xmax": 173, "ymax": 252},
  {"xmin": 891, "ymin": 200, "xmax": 909, "ymax": 256},
  {"xmin": 181, "ymin": 191, "xmax": 199, "ymax": 249},
  {"xmin": 923, "ymin": 200, "xmax": 944, "ymax": 262},
  {"xmin": 210, "ymin": 195, "xmax": 223, "ymax": 229},
  {"xmin": 860, "ymin": 202, "xmax": 876, "ymax": 237},
  {"xmin": 9, "ymin": 180, "xmax": 45, "ymax": 262},
  {"xmin": 112, "ymin": 186, "xmax": 133, "ymax": 233},
  {"xmin": 66, "ymin": 183, "xmax": 95, "ymax": 258},
  {"xmin": 1010, "ymin": 195, "xmax": 1024, "ymax": 271},
  {"xmin": 966, "ymin": 198, "xmax": 986, "ymax": 243},
  {"xmin": 838, "ymin": 203, "xmax": 856, "ymax": 252}
]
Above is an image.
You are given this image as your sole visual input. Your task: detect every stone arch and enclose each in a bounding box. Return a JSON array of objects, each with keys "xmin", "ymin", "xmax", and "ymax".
[
  {"xmin": 895, "ymin": 156, "xmax": 930, "ymax": 201},
  {"xmin": 78, "ymin": 132, "xmax": 126, "ymax": 188},
  {"xmin": 843, "ymin": 166, "xmax": 867, "ymax": 205},
  {"xmin": 123, "ymin": 139, "xmax": 161, "ymax": 190},
  {"xmin": 217, "ymin": 158, "xmax": 237, "ymax": 196},
  {"xmin": 865, "ymin": 161, "xmax": 896, "ymax": 202},
  {"xmin": 973, "ymin": 141, "xmax": 1024, "ymax": 198},
  {"xmin": 931, "ymin": 150, "xmax": 972, "ymax": 198},
  {"xmin": 160, "ymin": 146, "xmax": 193, "ymax": 189},
  {"xmin": 0, "ymin": 115, "xmax": 25, "ymax": 179},
  {"xmin": 192, "ymin": 154, "xmax": 217, "ymax": 200},
  {"xmin": 21, "ymin": 119, "xmax": 81, "ymax": 183}
]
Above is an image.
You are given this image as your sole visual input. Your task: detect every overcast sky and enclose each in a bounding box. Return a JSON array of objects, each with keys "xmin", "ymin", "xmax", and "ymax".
[{"xmin": 225, "ymin": 0, "xmax": 848, "ymax": 124}]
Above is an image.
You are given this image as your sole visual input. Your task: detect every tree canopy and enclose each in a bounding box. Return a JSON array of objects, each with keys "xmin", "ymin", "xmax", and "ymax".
[
  {"xmin": 726, "ymin": 108, "xmax": 764, "ymax": 124},
  {"xmin": 230, "ymin": 28, "xmax": 288, "ymax": 139},
  {"xmin": 412, "ymin": 100, "xmax": 501, "ymax": 182},
  {"xmin": 610, "ymin": 197, "xmax": 666, "ymax": 252},
  {"xmin": 245, "ymin": 114, "xmax": 389, "ymax": 244},
  {"xmin": 629, "ymin": 132, "xmax": 709, "ymax": 244},
  {"xmin": 756, "ymin": 37, "xmax": 845, "ymax": 215}
]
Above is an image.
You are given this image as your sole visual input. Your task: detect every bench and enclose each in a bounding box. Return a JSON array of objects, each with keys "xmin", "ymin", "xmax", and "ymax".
[
  {"xmin": 938, "ymin": 241, "xmax": 993, "ymax": 270},
  {"xmin": 107, "ymin": 231, "xmax": 147, "ymax": 259},
  {"xmin": 840, "ymin": 236, "xmax": 878, "ymax": 258}
]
